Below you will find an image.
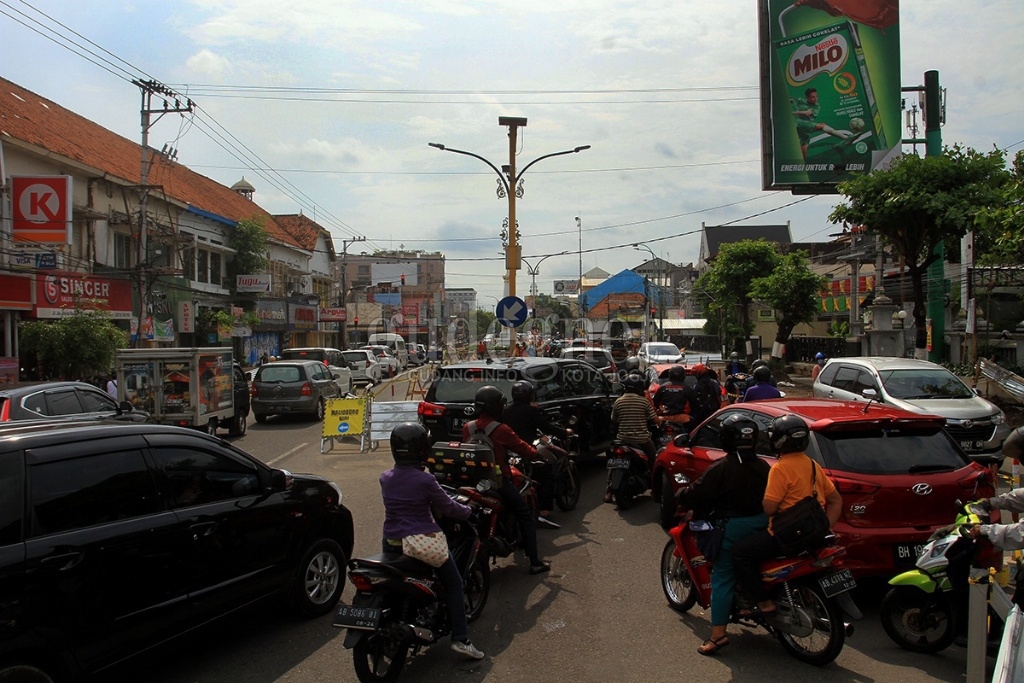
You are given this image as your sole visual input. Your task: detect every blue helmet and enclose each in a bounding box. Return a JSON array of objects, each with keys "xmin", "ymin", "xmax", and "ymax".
[{"xmin": 814, "ymin": 352, "xmax": 826, "ymax": 361}]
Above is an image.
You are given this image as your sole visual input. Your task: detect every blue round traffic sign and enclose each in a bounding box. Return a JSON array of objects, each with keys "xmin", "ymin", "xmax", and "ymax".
[{"xmin": 496, "ymin": 296, "xmax": 528, "ymax": 327}]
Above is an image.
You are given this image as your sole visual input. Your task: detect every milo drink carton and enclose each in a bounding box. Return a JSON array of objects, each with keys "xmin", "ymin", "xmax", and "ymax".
[{"xmin": 773, "ymin": 21, "xmax": 885, "ymax": 184}]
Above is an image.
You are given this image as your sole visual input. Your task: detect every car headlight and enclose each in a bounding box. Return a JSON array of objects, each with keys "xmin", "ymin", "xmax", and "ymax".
[{"xmin": 992, "ymin": 411, "xmax": 1006, "ymax": 425}]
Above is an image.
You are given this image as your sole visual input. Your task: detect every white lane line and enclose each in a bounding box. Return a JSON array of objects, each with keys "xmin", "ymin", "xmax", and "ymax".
[{"xmin": 268, "ymin": 443, "xmax": 308, "ymax": 466}]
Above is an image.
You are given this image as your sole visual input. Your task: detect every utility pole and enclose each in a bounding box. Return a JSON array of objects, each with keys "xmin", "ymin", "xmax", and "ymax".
[
  {"xmin": 922, "ymin": 71, "xmax": 945, "ymax": 363},
  {"xmin": 339, "ymin": 236, "xmax": 365, "ymax": 349},
  {"xmin": 132, "ymin": 80, "xmax": 193, "ymax": 346}
]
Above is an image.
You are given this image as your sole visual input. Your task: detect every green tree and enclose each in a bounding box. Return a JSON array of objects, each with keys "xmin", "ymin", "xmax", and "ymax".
[
  {"xmin": 750, "ymin": 251, "xmax": 828, "ymax": 360},
  {"xmin": 475, "ymin": 308, "xmax": 496, "ymax": 340},
  {"xmin": 830, "ymin": 145, "xmax": 1008, "ymax": 352},
  {"xmin": 20, "ymin": 310, "xmax": 128, "ymax": 380},
  {"xmin": 978, "ymin": 150, "xmax": 1024, "ymax": 269},
  {"xmin": 697, "ymin": 239, "xmax": 782, "ymax": 356},
  {"xmin": 226, "ymin": 216, "xmax": 270, "ymax": 296}
]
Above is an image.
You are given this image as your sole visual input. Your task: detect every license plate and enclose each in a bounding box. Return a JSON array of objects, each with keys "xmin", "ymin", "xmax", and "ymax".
[
  {"xmin": 894, "ymin": 542, "xmax": 926, "ymax": 566},
  {"xmin": 960, "ymin": 440, "xmax": 984, "ymax": 452},
  {"xmin": 332, "ymin": 604, "xmax": 382, "ymax": 630},
  {"xmin": 606, "ymin": 457, "xmax": 631, "ymax": 469},
  {"xmin": 269, "ymin": 405, "xmax": 290, "ymax": 412},
  {"xmin": 451, "ymin": 417, "xmax": 465, "ymax": 431},
  {"xmin": 819, "ymin": 569, "xmax": 856, "ymax": 598}
]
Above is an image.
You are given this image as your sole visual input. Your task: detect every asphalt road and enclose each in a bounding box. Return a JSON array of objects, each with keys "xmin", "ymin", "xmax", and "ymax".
[{"xmin": 98, "ymin": 373, "xmax": 988, "ymax": 682}]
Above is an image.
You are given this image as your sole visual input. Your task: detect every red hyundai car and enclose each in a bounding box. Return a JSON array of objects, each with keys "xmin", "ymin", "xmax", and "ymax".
[{"xmin": 651, "ymin": 398, "xmax": 996, "ymax": 578}]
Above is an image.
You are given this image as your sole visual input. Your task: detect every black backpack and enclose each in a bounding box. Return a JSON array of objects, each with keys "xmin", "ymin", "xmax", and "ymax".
[{"xmin": 692, "ymin": 378, "xmax": 721, "ymax": 423}]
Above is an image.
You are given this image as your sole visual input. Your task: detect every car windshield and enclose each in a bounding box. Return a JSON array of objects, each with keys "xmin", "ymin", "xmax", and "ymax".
[
  {"xmin": 648, "ymin": 343, "xmax": 680, "ymax": 356},
  {"xmin": 257, "ymin": 365, "xmax": 302, "ymax": 383},
  {"xmin": 432, "ymin": 368, "xmax": 519, "ymax": 402},
  {"xmin": 815, "ymin": 426, "xmax": 967, "ymax": 474},
  {"xmin": 565, "ymin": 350, "xmax": 611, "ymax": 369},
  {"xmin": 879, "ymin": 369, "xmax": 973, "ymax": 399}
]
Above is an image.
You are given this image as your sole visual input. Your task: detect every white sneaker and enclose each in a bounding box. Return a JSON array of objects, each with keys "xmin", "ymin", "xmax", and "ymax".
[{"xmin": 451, "ymin": 640, "xmax": 485, "ymax": 660}]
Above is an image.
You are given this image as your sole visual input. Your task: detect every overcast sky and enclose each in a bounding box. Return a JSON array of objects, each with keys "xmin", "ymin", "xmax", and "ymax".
[{"xmin": 2, "ymin": 0, "xmax": 1021, "ymax": 306}]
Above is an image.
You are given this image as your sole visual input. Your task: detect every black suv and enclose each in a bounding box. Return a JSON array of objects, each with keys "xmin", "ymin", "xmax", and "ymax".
[
  {"xmin": 418, "ymin": 357, "xmax": 618, "ymax": 459},
  {"xmin": 0, "ymin": 423, "xmax": 354, "ymax": 682}
]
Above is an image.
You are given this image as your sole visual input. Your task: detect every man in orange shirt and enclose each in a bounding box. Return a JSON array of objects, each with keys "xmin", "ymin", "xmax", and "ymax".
[{"xmin": 731, "ymin": 415, "xmax": 842, "ymax": 617}]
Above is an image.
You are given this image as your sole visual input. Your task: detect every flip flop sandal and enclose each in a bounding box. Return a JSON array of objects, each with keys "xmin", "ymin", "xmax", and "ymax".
[{"xmin": 697, "ymin": 636, "xmax": 730, "ymax": 656}]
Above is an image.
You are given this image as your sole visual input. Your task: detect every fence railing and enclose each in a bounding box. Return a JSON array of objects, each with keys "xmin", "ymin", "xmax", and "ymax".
[{"xmin": 784, "ymin": 336, "xmax": 847, "ymax": 363}]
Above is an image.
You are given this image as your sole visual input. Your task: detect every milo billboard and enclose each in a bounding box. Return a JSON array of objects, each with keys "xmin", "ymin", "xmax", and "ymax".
[{"xmin": 759, "ymin": 0, "xmax": 900, "ymax": 191}]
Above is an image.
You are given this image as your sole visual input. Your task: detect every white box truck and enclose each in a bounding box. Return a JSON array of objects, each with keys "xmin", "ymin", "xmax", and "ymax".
[{"xmin": 115, "ymin": 347, "xmax": 248, "ymax": 435}]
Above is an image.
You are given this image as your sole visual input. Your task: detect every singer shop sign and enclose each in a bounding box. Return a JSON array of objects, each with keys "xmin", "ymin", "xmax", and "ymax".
[{"xmin": 35, "ymin": 271, "xmax": 133, "ymax": 319}]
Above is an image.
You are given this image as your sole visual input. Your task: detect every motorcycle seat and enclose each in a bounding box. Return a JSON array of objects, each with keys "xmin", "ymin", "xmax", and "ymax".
[{"xmin": 350, "ymin": 552, "xmax": 435, "ymax": 576}]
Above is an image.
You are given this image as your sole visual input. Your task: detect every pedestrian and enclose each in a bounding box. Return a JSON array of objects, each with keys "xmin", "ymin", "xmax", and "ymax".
[
  {"xmin": 526, "ymin": 343, "xmax": 537, "ymax": 357},
  {"xmin": 105, "ymin": 374, "xmax": 118, "ymax": 398},
  {"xmin": 810, "ymin": 352, "xmax": 826, "ymax": 382}
]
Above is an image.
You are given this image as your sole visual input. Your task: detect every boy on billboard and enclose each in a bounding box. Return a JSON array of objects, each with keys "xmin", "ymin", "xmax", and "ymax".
[{"xmin": 791, "ymin": 88, "xmax": 852, "ymax": 160}]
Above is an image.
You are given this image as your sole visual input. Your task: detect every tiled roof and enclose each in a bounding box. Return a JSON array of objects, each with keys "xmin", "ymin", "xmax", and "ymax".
[
  {"xmin": 275, "ymin": 213, "xmax": 335, "ymax": 258},
  {"xmin": 0, "ymin": 77, "xmax": 302, "ymax": 250}
]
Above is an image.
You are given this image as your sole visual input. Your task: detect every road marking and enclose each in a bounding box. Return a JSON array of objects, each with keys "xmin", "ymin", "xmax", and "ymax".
[{"xmin": 268, "ymin": 443, "xmax": 308, "ymax": 465}]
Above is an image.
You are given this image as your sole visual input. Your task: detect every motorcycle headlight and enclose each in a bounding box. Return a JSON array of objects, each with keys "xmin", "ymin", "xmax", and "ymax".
[
  {"xmin": 930, "ymin": 541, "xmax": 950, "ymax": 558},
  {"xmin": 992, "ymin": 411, "xmax": 1006, "ymax": 425}
]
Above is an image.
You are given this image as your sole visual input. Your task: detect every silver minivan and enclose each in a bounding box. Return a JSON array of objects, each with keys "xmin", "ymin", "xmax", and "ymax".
[{"xmin": 812, "ymin": 356, "xmax": 1010, "ymax": 465}]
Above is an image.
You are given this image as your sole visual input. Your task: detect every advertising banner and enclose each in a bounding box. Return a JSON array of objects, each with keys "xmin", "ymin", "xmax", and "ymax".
[
  {"xmin": 553, "ymin": 280, "xmax": 579, "ymax": 296},
  {"xmin": 319, "ymin": 307, "xmax": 347, "ymax": 322},
  {"xmin": 34, "ymin": 271, "xmax": 133, "ymax": 318},
  {"xmin": 759, "ymin": 0, "xmax": 900, "ymax": 191},
  {"xmin": 288, "ymin": 304, "xmax": 318, "ymax": 330},
  {"xmin": 236, "ymin": 274, "xmax": 271, "ymax": 292}
]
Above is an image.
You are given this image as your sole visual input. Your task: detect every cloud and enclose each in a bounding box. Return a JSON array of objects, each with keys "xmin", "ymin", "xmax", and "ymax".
[{"xmin": 185, "ymin": 49, "xmax": 233, "ymax": 80}]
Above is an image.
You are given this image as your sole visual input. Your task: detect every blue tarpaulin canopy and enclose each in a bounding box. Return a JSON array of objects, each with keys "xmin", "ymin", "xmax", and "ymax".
[{"xmin": 580, "ymin": 269, "xmax": 665, "ymax": 310}]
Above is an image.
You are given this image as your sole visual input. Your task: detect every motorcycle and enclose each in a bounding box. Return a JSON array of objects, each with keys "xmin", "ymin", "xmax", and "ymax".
[
  {"xmin": 334, "ymin": 486, "xmax": 491, "ymax": 682},
  {"xmin": 517, "ymin": 432, "xmax": 582, "ymax": 511},
  {"xmin": 660, "ymin": 506, "xmax": 860, "ymax": 666},
  {"xmin": 461, "ymin": 459, "xmax": 540, "ymax": 564},
  {"xmin": 654, "ymin": 416, "xmax": 691, "ymax": 450},
  {"xmin": 879, "ymin": 499, "xmax": 1007, "ymax": 653},
  {"xmin": 606, "ymin": 439, "xmax": 654, "ymax": 510},
  {"xmin": 724, "ymin": 372, "xmax": 752, "ymax": 403}
]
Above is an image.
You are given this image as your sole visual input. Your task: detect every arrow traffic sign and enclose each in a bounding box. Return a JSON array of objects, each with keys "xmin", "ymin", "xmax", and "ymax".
[{"xmin": 496, "ymin": 296, "xmax": 528, "ymax": 328}]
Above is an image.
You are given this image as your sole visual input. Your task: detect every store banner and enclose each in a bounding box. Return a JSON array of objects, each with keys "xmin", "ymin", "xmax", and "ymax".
[
  {"xmin": 35, "ymin": 271, "xmax": 132, "ymax": 319},
  {"xmin": 236, "ymin": 274, "xmax": 271, "ymax": 293}
]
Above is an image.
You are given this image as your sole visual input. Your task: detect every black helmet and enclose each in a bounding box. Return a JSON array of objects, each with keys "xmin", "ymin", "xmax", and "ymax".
[
  {"xmin": 622, "ymin": 357, "xmax": 640, "ymax": 373},
  {"xmin": 622, "ymin": 373, "xmax": 647, "ymax": 394},
  {"xmin": 720, "ymin": 413, "xmax": 759, "ymax": 452},
  {"xmin": 769, "ymin": 414, "xmax": 810, "ymax": 454},
  {"xmin": 668, "ymin": 365, "xmax": 687, "ymax": 382},
  {"xmin": 730, "ymin": 351, "xmax": 739, "ymax": 360},
  {"xmin": 511, "ymin": 380, "xmax": 535, "ymax": 404},
  {"xmin": 390, "ymin": 422, "xmax": 430, "ymax": 465},
  {"xmin": 753, "ymin": 365, "xmax": 772, "ymax": 383},
  {"xmin": 473, "ymin": 385, "xmax": 506, "ymax": 419},
  {"xmin": 750, "ymin": 359, "xmax": 767, "ymax": 371}
]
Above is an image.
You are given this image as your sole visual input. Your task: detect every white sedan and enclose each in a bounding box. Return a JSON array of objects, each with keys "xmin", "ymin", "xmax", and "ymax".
[{"xmin": 360, "ymin": 345, "xmax": 400, "ymax": 378}]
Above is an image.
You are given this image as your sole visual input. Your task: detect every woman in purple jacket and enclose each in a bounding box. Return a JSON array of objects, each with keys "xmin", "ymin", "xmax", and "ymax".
[{"xmin": 380, "ymin": 422, "xmax": 485, "ymax": 660}]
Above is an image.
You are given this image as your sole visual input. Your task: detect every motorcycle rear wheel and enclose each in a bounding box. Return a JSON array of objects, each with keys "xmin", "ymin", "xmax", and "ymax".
[
  {"xmin": 879, "ymin": 586, "xmax": 954, "ymax": 653},
  {"xmin": 660, "ymin": 539, "xmax": 698, "ymax": 612},
  {"xmin": 353, "ymin": 628, "xmax": 409, "ymax": 683},
  {"xmin": 555, "ymin": 462, "xmax": 581, "ymax": 511},
  {"xmin": 464, "ymin": 556, "xmax": 491, "ymax": 623},
  {"xmin": 774, "ymin": 584, "xmax": 845, "ymax": 666}
]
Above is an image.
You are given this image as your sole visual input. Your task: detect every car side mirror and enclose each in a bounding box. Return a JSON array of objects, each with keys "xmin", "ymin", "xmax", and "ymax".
[
  {"xmin": 672, "ymin": 433, "xmax": 689, "ymax": 448},
  {"xmin": 268, "ymin": 468, "xmax": 291, "ymax": 492},
  {"xmin": 332, "ymin": 372, "xmax": 342, "ymax": 380},
  {"xmin": 118, "ymin": 400, "xmax": 134, "ymax": 413}
]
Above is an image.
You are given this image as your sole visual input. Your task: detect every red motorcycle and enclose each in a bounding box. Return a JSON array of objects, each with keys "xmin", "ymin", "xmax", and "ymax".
[
  {"xmin": 459, "ymin": 459, "xmax": 539, "ymax": 564},
  {"xmin": 660, "ymin": 508, "xmax": 861, "ymax": 666}
]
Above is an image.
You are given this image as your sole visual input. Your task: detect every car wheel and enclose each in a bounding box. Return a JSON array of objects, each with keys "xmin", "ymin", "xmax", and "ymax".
[
  {"xmin": 291, "ymin": 538, "xmax": 345, "ymax": 618},
  {"xmin": 254, "ymin": 413, "xmax": 268, "ymax": 423},
  {"xmin": 314, "ymin": 398, "xmax": 326, "ymax": 422},
  {"xmin": 228, "ymin": 411, "xmax": 247, "ymax": 437}
]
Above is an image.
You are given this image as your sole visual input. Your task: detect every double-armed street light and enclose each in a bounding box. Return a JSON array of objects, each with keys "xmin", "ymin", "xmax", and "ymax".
[
  {"xmin": 429, "ymin": 117, "xmax": 589, "ymax": 348},
  {"xmin": 523, "ymin": 251, "xmax": 569, "ymax": 318},
  {"xmin": 634, "ymin": 243, "xmax": 664, "ymax": 342}
]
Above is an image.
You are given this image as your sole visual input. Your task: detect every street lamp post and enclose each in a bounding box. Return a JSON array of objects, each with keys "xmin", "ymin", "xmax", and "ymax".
[
  {"xmin": 523, "ymin": 251, "xmax": 569, "ymax": 318},
  {"xmin": 634, "ymin": 243, "xmax": 663, "ymax": 342},
  {"xmin": 339, "ymin": 236, "xmax": 365, "ymax": 349},
  {"xmin": 429, "ymin": 120, "xmax": 589, "ymax": 349}
]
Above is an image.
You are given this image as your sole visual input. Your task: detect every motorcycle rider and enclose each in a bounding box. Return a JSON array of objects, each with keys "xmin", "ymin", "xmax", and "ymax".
[
  {"xmin": 677, "ymin": 414, "xmax": 771, "ymax": 656},
  {"xmin": 380, "ymin": 423, "xmax": 485, "ymax": 660},
  {"xmin": 503, "ymin": 379, "xmax": 572, "ymax": 529},
  {"xmin": 463, "ymin": 385, "xmax": 551, "ymax": 575},
  {"xmin": 724, "ymin": 351, "xmax": 748, "ymax": 377},
  {"xmin": 691, "ymin": 363, "xmax": 725, "ymax": 421},
  {"xmin": 810, "ymin": 352, "xmax": 827, "ymax": 382},
  {"xmin": 969, "ymin": 425, "xmax": 1024, "ymax": 609},
  {"xmin": 607, "ymin": 373, "xmax": 663, "ymax": 503},
  {"xmin": 732, "ymin": 415, "xmax": 843, "ymax": 618},
  {"xmin": 740, "ymin": 365, "xmax": 782, "ymax": 402},
  {"xmin": 652, "ymin": 365, "xmax": 701, "ymax": 424},
  {"xmin": 724, "ymin": 352, "xmax": 750, "ymax": 400}
]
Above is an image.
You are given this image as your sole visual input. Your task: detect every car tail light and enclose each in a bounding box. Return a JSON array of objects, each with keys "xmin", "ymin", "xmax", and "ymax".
[
  {"xmin": 301, "ymin": 382, "xmax": 312, "ymax": 396},
  {"xmin": 831, "ymin": 476, "xmax": 880, "ymax": 495},
  {"xmin": 958, "ymin": 466, "xmax": 995, "ymax": 496},
  {"xmin": 0, "ymin": 399, "xmax": 8, "ymax": 421},
  {"xmin": 418, "ymin": 401, "xmax": 446, "ymax": 417},
  {"xmin": 250, "ymin": 385, "xmax": 258, "ymax": 398}
]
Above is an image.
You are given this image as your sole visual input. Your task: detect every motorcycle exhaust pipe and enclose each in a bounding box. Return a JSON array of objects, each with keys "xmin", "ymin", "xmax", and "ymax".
[
  {"xmin": 844, "ymin": 622, "xmax": 855, "ymax": 638},
  {"xmin": 399, "ymin": 623, "xmax": 436, "ymax": 644}
]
